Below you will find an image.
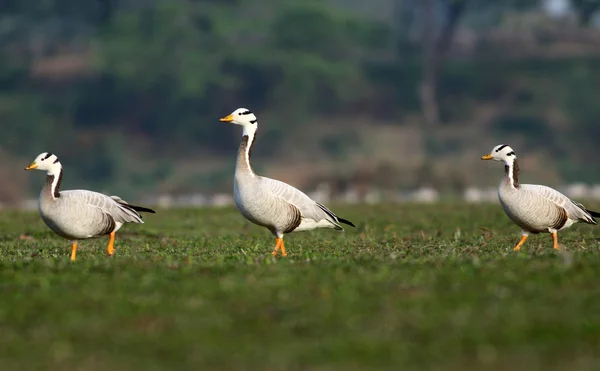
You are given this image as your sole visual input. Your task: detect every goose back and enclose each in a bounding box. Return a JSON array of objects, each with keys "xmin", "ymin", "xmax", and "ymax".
[
  {"xmin": 499, "ymin": 182, "xmax": 593, "ymax": 233},
  {"xmin": 235, "ymin": 176, "xmax": 342, "ymax": 235},
  {"xmin": 40, "ymin": 186, "xmax": 144, "ymax": 240},
  {"xmin": 231, "ymin": 114, "xmax": 348, "ymax": 236}
]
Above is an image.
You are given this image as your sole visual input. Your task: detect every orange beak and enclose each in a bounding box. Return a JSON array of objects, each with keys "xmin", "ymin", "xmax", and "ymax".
[
  {"xmin": 219, "ymin": 114, "xmax": 233, "ymax": 123},
  {"xmin": 481, "ymin": 154, "xmax": 493, "ymax": 160},
  {"xmin": 25, "ymin": 162, "xmax": 38, "ymax": 170}
]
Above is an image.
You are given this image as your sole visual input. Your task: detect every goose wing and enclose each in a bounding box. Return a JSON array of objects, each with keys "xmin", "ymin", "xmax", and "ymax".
[
  {"xmin": 61, "ymin": 190, "xmax": 145, "ymax": 224},
  {"xmin": 521, "ymin": 184, "xmax": 597, "ymax": 224},
  {"xmin": 259, "ymin": 177, "xmax": 351, "ymax": 228}
]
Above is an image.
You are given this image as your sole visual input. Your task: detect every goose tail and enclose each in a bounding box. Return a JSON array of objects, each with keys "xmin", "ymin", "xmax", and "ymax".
[
  {"xmin": 111, "ymin": 195, "xmax": 156, "ymax": 214},
  {"xmin": 338, "ymin": 217, "xmax": 356, "ymax": 228},
  {"xmin": 588, "ymin": 210, "xmax": 600, "ymax": 218}
]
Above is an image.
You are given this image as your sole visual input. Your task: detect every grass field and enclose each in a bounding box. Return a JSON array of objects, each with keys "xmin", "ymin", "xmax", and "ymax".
[{"xmin": 1, "ymin": 203, "xmax": 600, "ymax": 370}]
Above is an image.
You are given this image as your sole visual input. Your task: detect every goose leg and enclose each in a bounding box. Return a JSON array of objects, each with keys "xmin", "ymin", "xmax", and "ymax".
[
  {"xmin": 70, "ymin": 241, "xmax": 78, "ymax": 261},
  {"xmin": 272, "ymin": 237, "xmax": 288, "ymax": 257},
  {"xmin": 279, "ymin": 239, "xmax": 287, "ymax": 257},
  {"xmin": 272, "ymin": 238, "xmax": 281, "ymax": 256},
  {"xmin": 551, "ymin": 232, "xmax": 559, "ymax": 250},
  {"xmin": 513, "ymin": 233, "xmax": 528, "ymax": 251},
  {"xmin": 107, "ymin": 231, "xmax": 116, "ymax": 256}
]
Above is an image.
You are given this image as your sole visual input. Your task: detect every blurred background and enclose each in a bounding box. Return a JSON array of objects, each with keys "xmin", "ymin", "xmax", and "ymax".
[{"xmin": 2, "ymin": 0, "xmax": 600, "ymax": 208}]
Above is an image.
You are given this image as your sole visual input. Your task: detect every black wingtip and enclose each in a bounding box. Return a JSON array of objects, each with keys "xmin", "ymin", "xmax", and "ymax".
[
  {"xmin": 588, "ymin": 209, "xmax": 600, "ymax": 218},
  {"xmin": 338, "ymin": 217, "xmax": 356, "ymax": 228},
  {"xmin": 129, "ymin": 205, "xmax": 156, "ymax": 214}
]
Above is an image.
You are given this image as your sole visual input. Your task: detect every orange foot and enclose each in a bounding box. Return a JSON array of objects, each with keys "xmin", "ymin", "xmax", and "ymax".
[
  {"xmin": 107, "ymin": 231, "xmax": 116, "ymax": 256},
  {"xmin": 272, "ymin": 237, "xmax": 288, "ymax": 257},
  {"xmin": 513, "ymin": 235, "xmax": 528, "ymax": 251},
  {"xmin": 70, "ymin": 241, "xmax": 78, "ymax": 261},
  {"xmin": 552, "ymin": 232, "xmax": 559, "ymax": 250}
]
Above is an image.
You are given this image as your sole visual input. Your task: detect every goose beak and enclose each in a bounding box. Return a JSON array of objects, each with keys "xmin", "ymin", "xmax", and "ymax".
[
  {"xmin": 25, "ymin": 162, "xmax": 38, "ymax": 170},
  {"xmin": 219, "ymin": 114, "xmax": 233, "ymax": 123},
  {"xmin": 481, "ymin": 154, "xmax": 493, "ymax": 160}
]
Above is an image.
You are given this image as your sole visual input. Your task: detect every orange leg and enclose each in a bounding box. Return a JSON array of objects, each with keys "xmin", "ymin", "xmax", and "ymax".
[
  {"xmin": 513, "ymin": 235, "xmax": 528, "ymax": 251},
  {"xmin": 107, "ymin": 231, "xmax": 116, "ymax": 256},
  {"xmin": 272, "ymin": 238, "xmax": 281, "ymax": 256},
  {"xmin": 280, "ymin": 239, "xmax": 287, "ymax": 257},
  {"xmin": 272, "ymin": 237, "xmax": 288, "ymax": 257},
  {"xmin": 70, "ymin": 241, "xmax": 78, "ymax": 261},
  {"xmin": 552, "ymin": 232, "xmax": 559, "ymax": 250}
]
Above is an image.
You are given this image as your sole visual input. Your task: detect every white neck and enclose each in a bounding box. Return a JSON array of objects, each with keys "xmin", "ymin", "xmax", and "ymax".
[
  {"xmin": 46, "ymin": 162, "xmax": 62, "ymax": 177},
  {"xmin": 504, "ymin": 158, "xmax": 518, "ymax": 189},
  {"xmin": 242, "ymin": 124, "xmax": 257, "ymax": 141},
  {"xmin": 239, "ymin": 125, "xmax": 258, "ymax": 177},
  {"xmin": 47, "ymin": 162, "xmax": 63, "ymax": 199}
]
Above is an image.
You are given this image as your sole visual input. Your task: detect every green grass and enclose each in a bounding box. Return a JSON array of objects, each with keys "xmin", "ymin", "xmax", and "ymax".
[{"xmin": 1, "ymin": 203, "xmax": 600, "ymax": 371}]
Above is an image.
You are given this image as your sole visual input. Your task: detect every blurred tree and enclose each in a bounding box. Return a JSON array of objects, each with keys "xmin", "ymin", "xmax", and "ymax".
[
  {"xmin": 419, "ymin": 0, "xmax": 467, "ymax": 127},
  {"xmin": 414, "ymin": 0, "xmax": 541, "ymax": 126},
  {"xmin": 99, "ymin": 0, "xmax": 229, "ymax": 99},
  {"xmin": 0, "ymin": 93, "xmax": 56, "ymax": 155},
  {"xmin": 266, "ymin": 2, "xmax": 378, "ymax": 117},
  {"xmin": 4, "ymin": 0, "xmax": 600, "ymax": 195},
  {"xmin": 569, "ymin": 0, "xmax": 600, "ymax": 25},
  {"xmin": 560, "ymin": 62, "xmax": 600, "ymax": 180},
  {"xmin": 96, "ymin": 0, "xmax": 237, "ymax": 146}
]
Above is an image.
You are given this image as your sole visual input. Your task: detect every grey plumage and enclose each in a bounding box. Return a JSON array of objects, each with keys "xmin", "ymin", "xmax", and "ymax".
[
  {"xmin": 25, "ymin": 152, "xmax": 155, "ymax": 260},
  {"xmin": 221, "ymin": 108, "xmax": 355, "ymax": 256},
  {"xmin": 482, "ymin": 144, "xmax": 598, "ymax": 250},
  {"xmin": 39, "ymin": 189, "xmax": 147, "ymax": 240},
  {"xmin": 499, "ymin": 183, "xmax": 597, "ymax": 234},
  {"xmin": 234, "ymin": 171, "xmax": 351, "ymax": 235}
]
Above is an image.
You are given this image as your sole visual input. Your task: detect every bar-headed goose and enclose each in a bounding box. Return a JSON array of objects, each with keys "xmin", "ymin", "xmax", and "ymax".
[
  {"xmin": 220, "ymin": 108, "xmax": 355, "ymax": 256},
  {"xmin": 482, "ymin": 144, "xmax": 599, "ymax": 250},
  {"xmin": 25, "ymin": 152, "xmax": 155, "ymax": 261}
]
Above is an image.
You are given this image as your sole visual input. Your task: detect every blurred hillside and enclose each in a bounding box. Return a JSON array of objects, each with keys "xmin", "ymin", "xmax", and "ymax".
[{"xmin": 2, "ymin": 0, "xmax": 600, "ymax": 204}]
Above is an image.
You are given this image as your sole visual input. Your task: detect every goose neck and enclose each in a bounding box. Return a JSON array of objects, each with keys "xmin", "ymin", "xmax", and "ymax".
[
  {"xmin": 236, "ymin": 127, "xmax": 257, "ymax": 177},
  {"xmin": 504, "ymin": 159, "xmax": 519, "ymax": 189},
  {"xmin": 45, "ymin": 165, "xmax": 63, "ymax": 200}
]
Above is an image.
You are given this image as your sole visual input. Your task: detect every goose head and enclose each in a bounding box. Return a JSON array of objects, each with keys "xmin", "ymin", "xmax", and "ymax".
[
  {"xmin": 25, "ymin": 152, "xmax": 62, "ymax": 175},
  {"xmin": 481, "ymin": 144, "xmax": 516, "ymax": 164},
  {"xmin": 220, "ymin": 108, "xmax": 257, "ymax": 127}
]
